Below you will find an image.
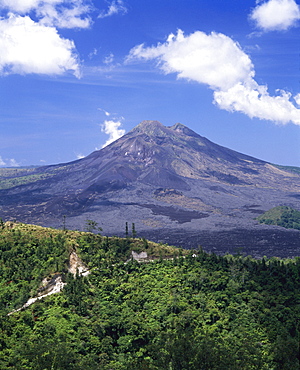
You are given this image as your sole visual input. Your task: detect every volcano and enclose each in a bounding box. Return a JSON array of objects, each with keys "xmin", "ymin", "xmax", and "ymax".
[{"xmin": 0, "ymin": 120, "xmax": 299, "ymax": 257}]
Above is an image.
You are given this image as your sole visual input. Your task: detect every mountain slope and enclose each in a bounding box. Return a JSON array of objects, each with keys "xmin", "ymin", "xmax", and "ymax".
[{"xmin": 0, "ymin": 120, "xmax": 299, "ymax": 255}]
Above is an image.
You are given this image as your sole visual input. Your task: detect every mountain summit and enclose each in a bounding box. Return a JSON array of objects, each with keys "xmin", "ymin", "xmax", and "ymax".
[
  {"xmin": 81, "ymin": 120, "xmax": 296, "ymax": 191},
  {"xmin": 0, "ymin": 121, "xmax": 299, "ymax": 256}
]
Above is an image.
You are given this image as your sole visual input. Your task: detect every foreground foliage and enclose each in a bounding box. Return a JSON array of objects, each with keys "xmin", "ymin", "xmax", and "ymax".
[{"xmin": 0, "ymin": 222, "xmax": 300, "ymax": 369}]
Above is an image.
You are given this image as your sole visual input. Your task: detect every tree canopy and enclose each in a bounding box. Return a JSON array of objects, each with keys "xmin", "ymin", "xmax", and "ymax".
[{"xmin": 0, "ymin": 222, "xmax": 299, "ymax": 369}]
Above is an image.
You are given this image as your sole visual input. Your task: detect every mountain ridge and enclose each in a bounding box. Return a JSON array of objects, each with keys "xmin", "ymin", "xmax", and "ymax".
[{"xmin": 0, "ymin": 120, "xmax": 299, "ymax": 256}]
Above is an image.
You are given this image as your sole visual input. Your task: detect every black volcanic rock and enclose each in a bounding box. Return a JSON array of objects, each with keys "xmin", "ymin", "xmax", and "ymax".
[{"xmin": 0, "ymin": 120, "xmax": 299, "ymax": 256}]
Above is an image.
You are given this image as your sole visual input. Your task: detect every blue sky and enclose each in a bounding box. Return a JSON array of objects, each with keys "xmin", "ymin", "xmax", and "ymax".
[{"xmin": 0, "ymin": 0, "xmax": 300, "ymax": 167}]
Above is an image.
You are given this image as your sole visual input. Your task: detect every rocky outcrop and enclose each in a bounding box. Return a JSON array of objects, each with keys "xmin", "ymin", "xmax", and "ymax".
[
  {"xmin": 8, "ymin": 275, "xmax": 65, "ymax": 316},
  {"xmin": 68, "ymin": 251, "xmax": 90, "ymax": 276},
  {"xmin": 131, "ymin": 251, "xmax": 148, "ymax": 262},
  {"xmin": 8, "ymin": 250, "xmax": 89, "ymax": 315}
]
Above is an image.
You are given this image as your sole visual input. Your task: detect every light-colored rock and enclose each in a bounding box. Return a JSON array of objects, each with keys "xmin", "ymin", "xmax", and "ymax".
[
  {"xmin": 68, "ymin": 251, "xmax": 89, "ymax": 276},
  {"xmin": 131, "ymin": 251, "xmax": 148, "ymax": 261}
]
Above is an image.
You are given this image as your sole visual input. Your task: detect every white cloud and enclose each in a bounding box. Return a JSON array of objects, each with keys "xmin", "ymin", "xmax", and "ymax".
[
  {"xmin": 214, "ymin": 83, "xmax": 300, "ymax": 124},
  {"xmin": 250, "ymin": 0, "xmax": 300, "ymax": 31},
  {"xmin": 0, "ymin": 0, "xmax": 40, "ymax": 13},
  {"xmin": 9, "ymin": 158, "xmax": 20, "ymax": 167},
  {"xmin": 0, "ymin": 0, "xmax": 92, "ymax": 29},
  {"xmin": 88, "ymin": 48, "xmax": 98, "ymax": 59},
  {"xmin": 127, "ymin": 30, "xmax": 254, "ymax": 91},
  {"xmin": 0, "ymin": 156, "xmax": 6, "ymax": 166},
  {"xmin": 0, "ymin": 157, "xmax": 20, "ymax": 167},
  {"xmin": 98, "ymin": 0, "xmax": 127, "ymax": 19},
  {"xmin": 76, "ymin": 153, "xmax": 85, "ymax": 159},
  {"xmin": 101, "ymin": 119, "xmax": 125, "ymax": 147},
  {"xmin": 294, "ymin": 93, "xmax": 300, "ymax": 105},
  {"xmin": 98, "ymin": 108, "xmax": 111, "ymax": 116},
  {"xmin": 103, "ymin": 53, "xmax": 114, "ymax": 65},
  {"xmin": 0, "ymin": 14, "xmax": 80, "ymax": 76},
  {"xmin": 0, "ymin": 1, "xmax": 93, "ymax": 76},
  {"xmin": 37, "ymin": 1, "xmax": 92, "ymax": 29},
  {"xmin": 127, "ymin": 29, "xmax": 300, "ymax": 125}
]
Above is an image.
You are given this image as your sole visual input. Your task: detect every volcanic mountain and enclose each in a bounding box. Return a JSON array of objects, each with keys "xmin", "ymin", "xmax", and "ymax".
[{"xmin": 0, "ymin": 120, "xmax": 299, "ymax": 257}]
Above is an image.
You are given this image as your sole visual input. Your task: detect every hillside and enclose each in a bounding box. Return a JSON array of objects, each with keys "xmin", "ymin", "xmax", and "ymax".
[
  {"xmin": 1, "ymin": 222, "xmax": 300, "ymax": 369},
  {"xmin": 0, "ymin": 120, "xmax": 299, "ymax": 255},
  {"xmin": 0, "ymin": 221, "xmax": 182, "ymax": 314},
  {"xmin": 257, "ymin": 206, "xmax": 300, "ymax": 230}
]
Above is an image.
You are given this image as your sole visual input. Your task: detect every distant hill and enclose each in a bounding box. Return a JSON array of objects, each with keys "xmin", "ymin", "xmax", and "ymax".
[
  {"xmin": 0, "ymin": 221, "xmax": 184, "ymax": 314},
  {"xmin": 273, "ymin": 164, "xmax": 300, "ymax": 175},
  {"xmin": 0, "ymin": 120, "xmax": 299, "ymax": 256},
  {"xmin": 257, "ymin": 206, "xmax": 300, "ymax": 230}
]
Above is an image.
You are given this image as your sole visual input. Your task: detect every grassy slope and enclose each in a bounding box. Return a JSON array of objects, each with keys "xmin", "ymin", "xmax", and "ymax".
[
  {"xmin": 257, "ymin": 206, "xmax": 300, "ymax": 230},
  {"xmin": 0, "ymin": 165, "xmax": 69, "ymax": 190}
]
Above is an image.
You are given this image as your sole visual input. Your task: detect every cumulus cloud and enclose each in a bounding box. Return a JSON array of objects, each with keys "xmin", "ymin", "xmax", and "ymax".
[
  {"xmin": 294, "ymin": 93, "xmax": 300, "ymax": 105},
  {"xmin": 0, "ymin": 0, "xmax": 40, "ymax": 13},
  {"xmin": 0, "ymin": 156, "xmax": 20, "ymax": 167},
  {"xmin": 0, "ymin": 0, "xmax": 94, "ymax": 76},
  {"xmin": 0, "ymin": 14, "xmax": 80, "ymax": 76},
  {"xmin": 103, "ymin": 53, "xmax": 115, "ymax": 65},
  {"xmin": 127, "ymin": 30, "xmax": 254, "ymax": 91},
  {"xmin": 214, "ymin": 83, "xmax": 300, "ymax": 124},
  {"xmin": 37, "ymin": 1, "xmax": 92, "ymax": 29},
  {"xmin": 0, "ymin": 156, "xmax": 6, "ymax": 166},
  {"xmin": 98, "ymin": 0, "xmax": 127, "ymax": 19},
  {"xmin": 101, "ymin": 119, "xmax": 125, "ymax": 147},
  {"xmin": 0, "ymin": 0, "xmax": 92, "ymax": 29},
  {"xmin": 9, "ymin": 158, "xmax": 20, "ymax": 167},
  {"xmin": 126, "ymin": 29, "xmax": 300, "ymax": 125},
  {"xmin": 250, "ymin": 0, "xmax": 300, "ymax": 31}
]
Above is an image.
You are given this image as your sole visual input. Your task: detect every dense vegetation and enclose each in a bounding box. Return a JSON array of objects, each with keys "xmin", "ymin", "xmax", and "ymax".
[
  {"xmin": 0, "ymin": 222, "xmax": 300, "ymax": 369},
  {"xmin": 257, "ymin": 206, "xmax": 300, "ymax": 230}
]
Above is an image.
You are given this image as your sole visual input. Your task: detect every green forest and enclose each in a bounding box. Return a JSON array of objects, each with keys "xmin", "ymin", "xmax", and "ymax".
[
  {"xmin": 0, "ymin": 221, "xmax": 300, "ymax": 369},
  {"xmin": 257, "ymin": 206, "xmax": 300, "ymax": 230}
]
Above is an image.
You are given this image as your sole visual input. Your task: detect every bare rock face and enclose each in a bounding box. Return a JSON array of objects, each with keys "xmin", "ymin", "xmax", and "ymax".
[
  {"xmin": 131, "ymin": 251, "xmax": 148, "ymax": 262},
  {"xmin": 68, "ymin": 251, "xmax": 89, "ymax": 276},
  {"xmin": 8, "ymin": 250, "xmax": 89, "ymax": 315},
  {"xmin": 0, "ymin": 120, "xmax": 299, "ymax": 256}
]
